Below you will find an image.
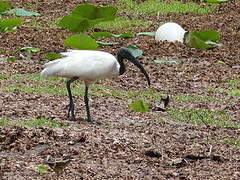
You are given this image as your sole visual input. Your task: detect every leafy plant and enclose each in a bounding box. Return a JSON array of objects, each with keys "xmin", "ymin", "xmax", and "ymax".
[
  {"xmin": 137, "ymin": 32, "xmax": 155, "ymax": 36},
  {"xmin": 0, "ymin": 18, "xmax": 24, "ymax": 32},
  {"xmin": 59, "ymin": 4, "xmax": 117, "ymax": 33},
  {"xmin": 8, "ymin": 8, "xmax": 40, "ymax": 16},
  {"xmin": 38, "ymin": 165, "xmax": 48, "ymax": 175},
  {"xmin": 64, "ymin": 34, "xmax": 98, "ymax": 50},
  {"xmin": 20, "ymin": 47, "xmax": 40, "ymax": 60},
  {"xmin": 204, "ymin": 0, "xmax": 229, "ymax": 3},
  {"xmin": 184, "ymin": 30, "xmax": 221, "ymax": 49},
  {"xmin": 129, "ymin": 99, "xmax": 149, "ymax": 113},
  {"xmin": 0, "ymin": 1, "xmax": 11, "ymax": 14},
  {"xmin": 45, "ymin": 52, "xmax": 61, "ymax": 60}
]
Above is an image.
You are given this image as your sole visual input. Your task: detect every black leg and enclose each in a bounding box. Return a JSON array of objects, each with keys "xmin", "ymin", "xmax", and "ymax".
[
  {"xmin": 84, "ymin": 83, "xmax": 91, "ymax": 122},
  {"xmin": 66, "ymin": 77, "xmax": 78, "ymax": 121}
]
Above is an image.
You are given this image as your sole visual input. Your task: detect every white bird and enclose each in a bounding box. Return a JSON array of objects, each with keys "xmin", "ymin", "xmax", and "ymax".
[
  {"xmin": 41, "ymin": 48, "xmax": 150, "ymax": 123},
  {"xmin": 155, "ymin": 22, "xmax": 186, "ymax": 43}
]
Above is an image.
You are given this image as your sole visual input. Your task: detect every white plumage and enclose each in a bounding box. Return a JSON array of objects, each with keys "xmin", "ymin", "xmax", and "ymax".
[
  {"xmin": 41, "ymin": 50, "xmax": 120, "ymax": 81},
  {"xmin": 155, "ymin": 22, "xmax": 186, "ymax": 43},
  {"xmin": 41, "ymin": 48, "xmax": 150, "ymax": 123}
]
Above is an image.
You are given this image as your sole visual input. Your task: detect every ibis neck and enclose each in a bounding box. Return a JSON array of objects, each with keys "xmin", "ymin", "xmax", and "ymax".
[{"xmin": 117, "ymin": 57, "xmax": 126, "ymax": 75}]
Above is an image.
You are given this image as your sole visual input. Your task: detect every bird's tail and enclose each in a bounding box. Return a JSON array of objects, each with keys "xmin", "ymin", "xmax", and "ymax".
[{"xmin": 40, "ymin": 59, "xmax": 62, "ymax": 78}]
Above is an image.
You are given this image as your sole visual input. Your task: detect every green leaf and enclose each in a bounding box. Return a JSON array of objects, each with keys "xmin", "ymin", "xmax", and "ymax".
[
  {"xmin": 92, "ymin": 32, "xmax": 134, "ymax": 38},
  {"xmin": 9, "ymin": 8, "xmax": 40, "ymax": 16},
  {"xmin": 45, "ymin": 52, "xmax": 61, "ymax": 60},
  {"xmin": 126, "ymin": 45, "xmax": 143, "ymax": 58},
  {"xmin": 204, "ymin": 0, "xmax": 229, "ymax": 3},
  {"xmin": 0, "ymin": 1, "xmax": 11, "ymax": 14},
  {"xmin": 20, "ymin": 47, "xmax": 40, "ymax": 52},
  {"xmin": 129, "ymin": 100, "xmax": 149, "ymax": 113},
  {"xmin": 38, "ymin": 165, "xmax": 47, "ymax": 175},
  {"xmin": 0, "ymin": 18, "xmax": 24, "ymax": 32},
  {"xmin": 64, "ymin": 34, "xmax": 98, "ymax": 50},
  {"xmin": 72, "ymin": 4, "xmax": 117, "ymax": 22},
  {"xmin": 58, "ymin": 15, "xmax": 90, "ymax": 33},
  {"xmin": 137, "ymin": 32, "xmax": 155, "ymax": 36},
  {"xmin": 190, "ymin": 30, "xmax": 220, "ymax": 42},
  {"xmin": 184, "ymin": 30, "xmax": 221, "ymax": 49},
  {"xmin": 7, "ymin": 56, "xmax": 16, "ymax": 63},
  {"xmin": 97, "ymin": 41, "xmax": 119, "ymax": 46},
  {"xmin": 59, "ymin": 4, "xmax": 117, "ymax": 32}
]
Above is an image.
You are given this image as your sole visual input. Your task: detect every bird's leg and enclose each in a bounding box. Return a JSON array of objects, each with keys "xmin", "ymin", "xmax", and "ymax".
[
  {"xmin": 66, "ymin": 77, "xmax": 78, "ymax": 121},
  {"xmin": 84, "ymin": 83, "xmax": 91, "ymax": 122}
]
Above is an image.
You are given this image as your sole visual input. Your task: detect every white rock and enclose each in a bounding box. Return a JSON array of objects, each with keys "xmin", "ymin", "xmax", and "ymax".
[{"xmin": 155, "ymin": 22, "xmax": 186, "ymax": 43}]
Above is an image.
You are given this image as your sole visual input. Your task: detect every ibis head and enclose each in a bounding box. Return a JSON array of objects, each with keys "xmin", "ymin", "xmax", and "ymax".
[{"xmin": 117, "ymin": 48, "xmax": 151, "ymax": 86}]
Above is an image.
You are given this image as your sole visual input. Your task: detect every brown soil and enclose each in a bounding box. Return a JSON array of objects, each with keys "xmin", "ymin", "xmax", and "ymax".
[{"xmin": 0, "ymin": 0, "xmax": 240, "ymax": 179}]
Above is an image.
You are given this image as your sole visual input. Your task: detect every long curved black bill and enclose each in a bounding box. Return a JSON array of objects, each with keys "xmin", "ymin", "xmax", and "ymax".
[{"xmin": 118, "ymin": 48, "xmax": 151, "ymax": 86}]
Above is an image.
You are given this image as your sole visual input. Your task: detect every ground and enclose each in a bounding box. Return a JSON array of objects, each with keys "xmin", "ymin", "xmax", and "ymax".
[{"xmin": 0, "ymin": 0, "xmax": 240, "ymax": 179}]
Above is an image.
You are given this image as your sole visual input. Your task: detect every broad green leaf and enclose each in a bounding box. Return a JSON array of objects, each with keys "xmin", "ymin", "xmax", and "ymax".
[
  {"xmin": 0, "ymin": 18, "xmax": 23, "ymax": 32},
  {"xmin": 154, "ymin": 59, "xmax": 178, "ymax": 64},
  {"xmin": 184, "ymin": 30, "xmax": 221, "ymax": 49},
  {"xmin": 190, "ymin": 30, "xmax": 220, "ymax": 42},
  {"xmin": 129, "ymin": 100, "xmax": 149, "ymax": 113},
  {"xmin": 137, "ymin": 32, "xmax": 155, "ymax": 36},
  {"xmin": 58, "ymin": 15, "xmax": 90, "ymax": 32},
  {"xmin": 20, "ymin": 47, "xmax": 40, "ymax": 52},
  {"xmin": 126, "ymin": 45, "xmax": 143, "ymax": 58},
  {"xmin": 92, "ymin": 32, "xmax": 134, "ymax": 38},
  {"xmin": 97, "ymin": 41, "xmax": 119, "ymax": 46},
  {"xmin": 0, "ymin": 1, "xmax": 11, "ymax": 14},
  {"xmin": 72, "ymin": 4, "xmax": 117, "ymax": 22},
  {"xmin": 64, "ymin": 34, "xmax": 98, "ymax": 50},
  {"xmin": 9, "ymin": 8, "xmax": 40, "ymax": 16},
  {"xmin": 45, "ymin": 52, "xmax": 61, "ymax": 60},
  {"xmin": 204, "ymin": 0, "xmax": 229, "ymax": 3},
  {"xmin": 59, "ymin": 4, "xmax": 117, "ymax": 32},
  {"xmin": 38, "ymin": 165, "xmax": 47, "ymax": 175}
]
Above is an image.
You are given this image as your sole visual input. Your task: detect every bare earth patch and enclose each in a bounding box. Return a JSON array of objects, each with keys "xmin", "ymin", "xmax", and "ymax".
[{"xmin": 0, "ymin": 0, "xmax": 240, "ymax": 179}]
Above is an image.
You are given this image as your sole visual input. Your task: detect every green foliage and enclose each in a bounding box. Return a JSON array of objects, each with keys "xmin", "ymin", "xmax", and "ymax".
[
  {"xmin": 58, "ymin": 4, "xmax": 117, "ymax": 33},
  {"xmin": 118, "ymin": 0, "xmax": 216, "ymax": 15},
  {"xmin": 7, "ymin": 56, "xmax": 17, "ymax": 63},
  {"xmin": 137, "ymin": 32, "xmax": 155, "ymax": 36},
  {"xmin": 92, "ymin": 32, "xmax": 134, "ymax": 38},
  {"xmin": 0, "ymin": 18, "xmax": 24, "ymax": 32},
  {"xmin": 59, "ymin": 16, "xmax": 90, "ymax": 32},
  {"xmin": 226, "ymin": 79, "xmax": 240, "ymax": 88},
  {"xmin": 126, "ymin": 45, "xmax": 143, "ymax": 58},
  {"xmin": 45, "ymin": 52, "xmax": 61, "ymax": 60},
  {"xmin": 8, "ymin": 8, "xmax": 40, "ymax": 16},
  {"xmin": 64, "ymin": 34, "xmax": 98, "ymax": 50},
  {"xmin": 0, "ymin": 1, "xmax": 11, "ymax": 14},
  {"xmin": 169, "ymin": 108, "xmax": 240, "ymax": 129},
  {"xmin": 185, "ymin": 30, "xmax": 221, "ymax": 49},
  {"xmin": 227, "ymin": 90, "xmax": 240, "ymax": 97},
  {"xmin": 38, "ymin": 165, "xmax": 48, "ymax": 175},
  {"xmin": 97, "ymin": 41, "xmax": 119, "ymax": 46},
  {"xmin": 96, "ymin": 17, "xmax": 152, "ymax": 31},
  {"xmin": 20, "ymin": 47, "xmax": 40, "ymax": 52},
  {"xmin": 129, "ymin": 100, "xmax": 149, "ymax": 113},
  {"xmin": 0, "ymin": 117, "xmax": 67, "ymax": 128},
  {"xmin": 222, "ymin": 138, "xmax": 240, "ymax": 147},
  {"xmin": 204, "ymin": 0, "xmax": 229, "ymax": 3}
]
